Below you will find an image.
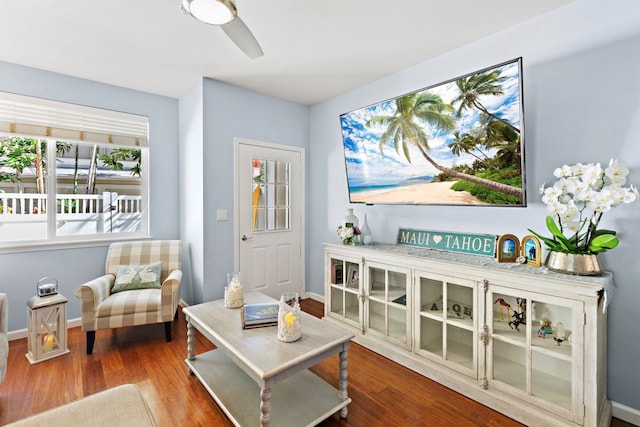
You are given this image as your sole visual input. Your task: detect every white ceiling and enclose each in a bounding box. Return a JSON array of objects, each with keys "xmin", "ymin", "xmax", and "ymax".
[{"xmin": 0, "ymin": 0, "xmax": 573, "ymax": 105}]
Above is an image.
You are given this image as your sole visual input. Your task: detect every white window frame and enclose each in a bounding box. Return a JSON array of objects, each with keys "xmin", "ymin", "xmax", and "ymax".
[{"xmin": 0, "ymin": 92, "xmax": 150, "ymax": 253}]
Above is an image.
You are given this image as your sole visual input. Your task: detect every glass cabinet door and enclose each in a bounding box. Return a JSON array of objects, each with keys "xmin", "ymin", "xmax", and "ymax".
[
  {"xmin": 326, "ymin": 254, "xmax": 362, "ymax": 329},
  {"xmin": 414, "ymin": 271, "xmax": 477, "ymax": 378},
  {"xmin": 487, "ymin": 285, "xmax": 583, "ymax": 425},
  {"xmin": 365, "ymin": 261, "xmax": 411, "ymax": 349}
]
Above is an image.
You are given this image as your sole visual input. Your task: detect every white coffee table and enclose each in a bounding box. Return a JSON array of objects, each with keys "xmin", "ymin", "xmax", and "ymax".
[{"xmin": 183, "ymin": 292, "xmax": 354, "ymax": 426}]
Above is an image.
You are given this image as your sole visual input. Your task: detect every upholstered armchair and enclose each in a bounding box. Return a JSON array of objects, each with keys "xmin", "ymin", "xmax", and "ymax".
[
  {"xmin": 0, "ymin": 293, "xmax": 8, "ymax": 385},
  {"xmin": 75, "ymin": 240, "xmax": 182, "ymax": 354}
]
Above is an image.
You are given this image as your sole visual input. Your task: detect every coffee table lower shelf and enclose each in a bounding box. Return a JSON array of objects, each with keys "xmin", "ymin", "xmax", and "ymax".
[{"xmin": 186, "ymin": 349, "xmax": 351, "ymax": 426}]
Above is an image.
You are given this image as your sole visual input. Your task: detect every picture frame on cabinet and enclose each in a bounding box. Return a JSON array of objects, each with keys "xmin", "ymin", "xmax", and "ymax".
[
  {"xmin": 346, "ymin": 264, "xmax": 359, "ymax": 287},
  {"xmin": 497, "ymin": 234, "xmax": 520, "ymax": 262},
  {"xmin": 521, "ymin": 235, "xmax": 542, "ymax": 267}
]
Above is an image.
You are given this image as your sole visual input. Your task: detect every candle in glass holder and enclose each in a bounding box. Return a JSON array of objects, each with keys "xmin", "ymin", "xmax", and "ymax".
[
  {"xmin": 277, "ymin": 292, "xmax": 301, "ymax": 342},
  {"xmin": 224, "ymin": 272, "xmax": 244, "ymax": 308}
]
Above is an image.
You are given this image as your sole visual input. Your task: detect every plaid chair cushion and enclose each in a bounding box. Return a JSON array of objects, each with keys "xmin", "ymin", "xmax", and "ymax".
[{"xmin": 95, "ymin": 289, "xmax": 163, "ymax": 329}]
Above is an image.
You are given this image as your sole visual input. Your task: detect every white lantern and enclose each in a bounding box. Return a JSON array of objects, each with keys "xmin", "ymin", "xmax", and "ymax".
[{"xmin": 26, "ymin": 293, "xmax": 70, "ymax": 364}]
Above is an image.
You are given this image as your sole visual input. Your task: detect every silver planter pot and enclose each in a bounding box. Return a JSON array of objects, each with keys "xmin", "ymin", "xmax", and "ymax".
[{"xmin": 545, "ymin": 251, "xmax": 604, "ymax": 276}]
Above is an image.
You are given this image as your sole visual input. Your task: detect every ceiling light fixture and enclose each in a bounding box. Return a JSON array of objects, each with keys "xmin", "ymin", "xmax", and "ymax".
[
  {"xmin": 182, "ymin": 0, "xmax": 237, "ymax": 26},
  {"xmin": 181, "ymin": 0, "xmax": 264, "ymax": 59}
]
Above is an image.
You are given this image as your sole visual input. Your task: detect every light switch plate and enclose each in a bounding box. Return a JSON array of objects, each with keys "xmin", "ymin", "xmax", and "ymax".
[{"xmin": 216, "ymin": 210, "xmax": 227, "ymax": 221}]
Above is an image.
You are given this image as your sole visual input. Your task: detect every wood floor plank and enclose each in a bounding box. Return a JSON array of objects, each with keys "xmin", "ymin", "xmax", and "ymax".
[{"xmin": 0, "ymin": 298, "xmax": 633, "ymax": 426}]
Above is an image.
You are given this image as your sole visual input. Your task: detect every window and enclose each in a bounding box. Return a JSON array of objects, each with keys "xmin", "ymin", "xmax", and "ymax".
[{"xmin": 0, "ymin": 92, "xmax": 149, "ymax": 249}]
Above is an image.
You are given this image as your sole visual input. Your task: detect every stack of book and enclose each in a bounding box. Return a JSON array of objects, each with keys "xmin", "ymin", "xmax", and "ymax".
[{"xmin": 241, "ymin": 303, "xmax": 279, "ymax": 329}]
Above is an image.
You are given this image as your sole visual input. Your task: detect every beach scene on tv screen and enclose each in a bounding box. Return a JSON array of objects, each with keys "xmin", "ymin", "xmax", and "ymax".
[{"xmin": 340, "ymin": 59, "xmax": 525, "ymax": 206}]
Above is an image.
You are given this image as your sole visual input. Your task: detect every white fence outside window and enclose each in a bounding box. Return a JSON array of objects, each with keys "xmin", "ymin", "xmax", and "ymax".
[{"xmin": 0, "ymin": 192, "xmax": 142, "ymax": 240}]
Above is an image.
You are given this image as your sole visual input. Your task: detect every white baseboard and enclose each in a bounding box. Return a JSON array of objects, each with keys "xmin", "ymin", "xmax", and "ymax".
[
  {"xmin": 8, "ymin": 317, "xmax": 82, "ymax": 341},
  {"xmin": 7, "ymin": 300, "xmax": 196, "ymax": 342},
  {"xmin": 303, "ymin": 291, "xmax": 324, "ymax": 303},
  {"xmin": 612, "ymin": 401, "xmax": 640, "ymax": 425}
]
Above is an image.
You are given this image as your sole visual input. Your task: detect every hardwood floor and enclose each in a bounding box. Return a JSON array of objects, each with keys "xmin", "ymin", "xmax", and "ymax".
[{"xmin": 0, "ymin": 298, "xmax": 633, "ymax": 426}]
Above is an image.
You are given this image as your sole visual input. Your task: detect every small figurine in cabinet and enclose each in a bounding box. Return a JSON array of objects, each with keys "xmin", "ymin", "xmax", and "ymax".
[
  {"xmin": 537, "ymin": 319, "xmax": 553, "ymax": 338},
  {"xmin": 553, "ymin": 322, "xmax": 567, "ymax": 346},
  {"xmin": 508, "ymin": 310, "xmax": 525, "ymax": 332},
  {"xmin": 494, "ymin": 298, "xmax": 512, "ymax": 321},
  {"xmin": 516, "ymin": 298, "xmax": 527, "ymax": 321}
]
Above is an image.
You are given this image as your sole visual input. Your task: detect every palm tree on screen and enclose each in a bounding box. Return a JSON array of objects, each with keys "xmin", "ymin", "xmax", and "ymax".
[
  {"xmin": 366, "ymin": 92, "xmax": 522, "ymax": 198},
  {"xmin": 448, "ymin": 131, "xmax": 488, "ymax": 162},
  {"xmin": 481, "ymin": 116, "xmax": 521, "ymax": 167},
  {"xmin": 452, "ymin": 69, "xmax": 520, "ymax": 134},
  {"xmin": 365, "ymin": 92, "xmax": 454, "ymax": 162}
]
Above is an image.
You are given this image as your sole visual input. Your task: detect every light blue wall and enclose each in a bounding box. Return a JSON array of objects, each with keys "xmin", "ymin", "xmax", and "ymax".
[
  {"xmin": 308, "ymin": 0, "xmax": 640, "ymax": 411},
  {"xmin": 178, "ymin": 78, "xmax": 309, "ymax": 304},
  {"xmin": 0, "ymin": 61, "xmax": 180, "ymax": 332},
  {"xmin": 178, "ymin": 80, "xmax": 205, "ymax": 305}
]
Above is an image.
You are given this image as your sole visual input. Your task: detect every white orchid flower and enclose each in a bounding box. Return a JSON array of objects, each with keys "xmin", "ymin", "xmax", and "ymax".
[
  {"xmin": 544, "ymin": 186, "xmax": 562, "ymax": 199},
  {"xmin": 538, "ymin": 183, "xmax": 546, "ymax": 194},
  {"xmin": 564, "ymin": 220, "xmax": 582, "ymax": 232},
  {"xmin": 571, "ymin": 163, "xmax": 586, "ymax": 176},
  {"xmin": 581, "ymin": 163, "xmax": 602, "ymax": 186},
  {"xmin": 574, "ymin": 188, "xmax": 595, "ymax": 202},
  {"xmin": 587, "ymin": 196, "xmax": 613, "ymax": 213},
  {"xmin": 538, "ymin": 159, "xmax": 636, "ymax": 253},
  {"xmin": 546, "ymin": 201, "xmax": 568, "ymax": 215},
  {"xmin": 609, "ymin": 187, "xmax": 637, "ymax": 204},
  {"xmin": 605, "ymin": 159, "xmax": 629, "ymax": 183},
  {"xmin": 553, "ymin": 165, "xmax": 572, "ymax": 178}
]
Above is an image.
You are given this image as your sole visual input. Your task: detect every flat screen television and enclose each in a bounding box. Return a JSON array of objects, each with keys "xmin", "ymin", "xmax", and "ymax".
[{"xmin": 339, "ymin": 57, "xmax": 525, "ymax": 206}]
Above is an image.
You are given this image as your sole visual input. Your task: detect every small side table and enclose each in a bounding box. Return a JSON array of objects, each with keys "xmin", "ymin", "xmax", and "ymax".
[{"xmin": 26, "ymin": 293, "xmax": 70, "ymax": 364}]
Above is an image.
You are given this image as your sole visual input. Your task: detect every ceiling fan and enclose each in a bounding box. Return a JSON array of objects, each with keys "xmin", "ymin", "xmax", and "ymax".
[{"xmin": 181, "ymin": 0, "xmax": 264, "ymax": 59}]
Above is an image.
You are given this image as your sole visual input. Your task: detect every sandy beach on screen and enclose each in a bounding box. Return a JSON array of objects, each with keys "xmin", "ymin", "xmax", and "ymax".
[{"xmin": 351, "ymin": 181, "xmax": 489, "ymax": 205}]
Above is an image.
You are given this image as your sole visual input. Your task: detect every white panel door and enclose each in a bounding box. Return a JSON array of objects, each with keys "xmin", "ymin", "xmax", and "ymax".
[{"xmin": 235, "ymin": 138, "xmax": 304, "ymax": 299}]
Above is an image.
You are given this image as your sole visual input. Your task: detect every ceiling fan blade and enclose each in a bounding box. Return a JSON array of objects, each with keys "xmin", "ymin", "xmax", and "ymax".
[{"xmin": 221, "ymin": 17, "xmax": 263, "ymax": 59}]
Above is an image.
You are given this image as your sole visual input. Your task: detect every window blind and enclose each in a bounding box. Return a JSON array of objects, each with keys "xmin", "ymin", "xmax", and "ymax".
[{"xmin": 0, "ymin": 91, "xmax": 148, "ymax": 147}]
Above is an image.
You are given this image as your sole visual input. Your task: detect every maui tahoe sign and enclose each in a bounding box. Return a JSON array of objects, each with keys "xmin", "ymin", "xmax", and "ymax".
[{"xmin": 397, "ymin": 228, "xmax": 497, "ymax": 257}]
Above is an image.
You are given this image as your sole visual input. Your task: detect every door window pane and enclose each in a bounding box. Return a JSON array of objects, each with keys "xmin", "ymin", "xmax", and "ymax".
[{"xmin": 252, "ymin": 158, "xmax": 290, "ymax": 231}]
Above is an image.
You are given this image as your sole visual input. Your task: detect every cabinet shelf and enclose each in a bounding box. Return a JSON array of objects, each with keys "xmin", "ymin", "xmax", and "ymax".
[
  {"xmin": 491, "ymin": 318, "xmax": 572, "ymax": 360},
  {"xmin": 492, "ymin": 320, "xmax": 527, "ymax": 343},
  {"xmin": 330, "ymin": 284, "xmax": 359, "ymax": 295},
  {"xmin": 531, "ymin": 335, "xmax": 572, "ymax": 360},
  {"xmin": 369, "ymin": 290, "xmax": 385, "ymax": 300},
  {"xmin": 369, "ymin": 287, "xmax": 406, "ymax": 300},
  {"xmin": 447, "ymin": 317, "xmax": 475, "ymax": 331},
  {"xmin": 419, "ymin": 310, "xmax": 474, "ymax": 331}
]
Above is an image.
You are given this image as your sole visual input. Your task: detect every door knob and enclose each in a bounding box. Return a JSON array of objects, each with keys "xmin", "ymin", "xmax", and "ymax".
[{"xmin": 241, "ymin": 235, "xmax": 248, "ymax": 241}]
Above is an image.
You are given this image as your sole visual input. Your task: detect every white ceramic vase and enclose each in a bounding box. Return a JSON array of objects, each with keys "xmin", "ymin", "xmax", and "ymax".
[{"xmin": 344, "ymin": 208, "xmax": 358, "ymax": 227}]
